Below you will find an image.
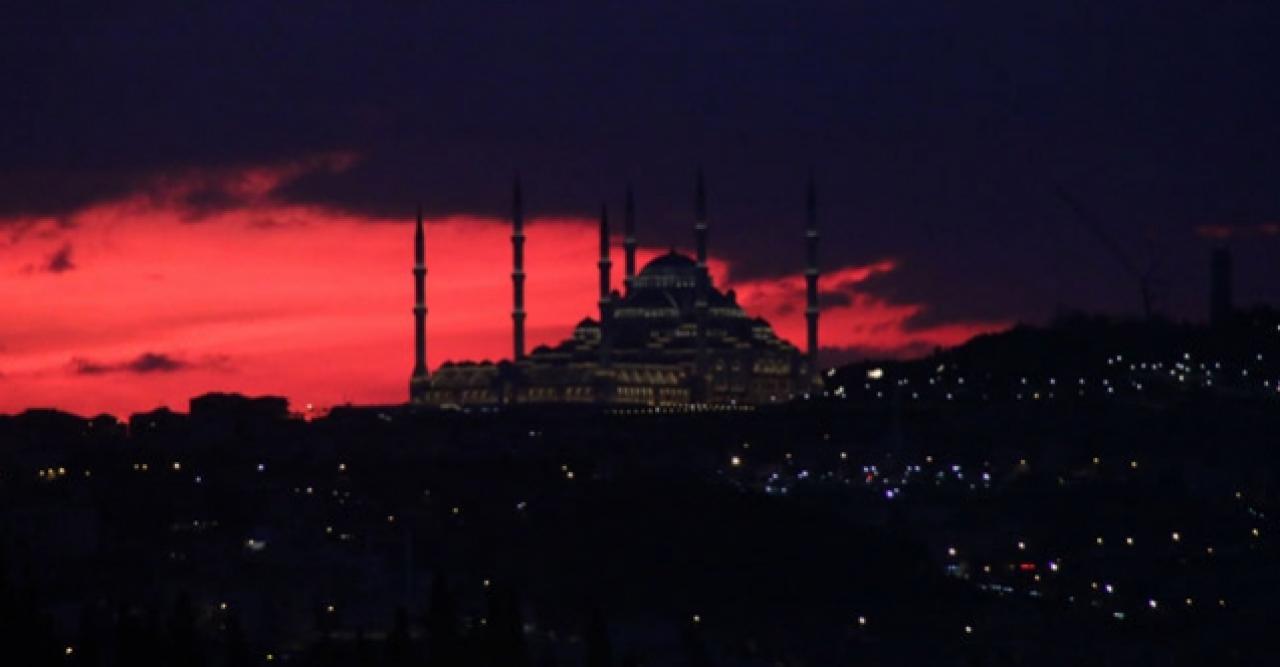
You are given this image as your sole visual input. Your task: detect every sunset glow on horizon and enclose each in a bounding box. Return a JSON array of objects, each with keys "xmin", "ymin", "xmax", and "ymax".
[{"xmin": 0, "ymin": 158, "xmax": 1008, "ymax": 417}]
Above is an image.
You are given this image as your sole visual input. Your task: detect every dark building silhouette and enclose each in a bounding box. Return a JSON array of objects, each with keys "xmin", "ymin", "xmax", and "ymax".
[
  {"xmin": 410, "ymin": 173, "xmax": 822, "ymax": 407},
  {"xmin": 128, "ymin": 406, "xmax": 188, "ymax": 438},
  {"xmin": 124, "ymin": 394, "xmax": 299, "ymax": 446},
  {"xmin": 1211, "ymin": 246, "xmax": 1233, "ymax": 327},
  {"xmin": 189, "ymin": 393, "xmax": 289, "ymax": 422}
]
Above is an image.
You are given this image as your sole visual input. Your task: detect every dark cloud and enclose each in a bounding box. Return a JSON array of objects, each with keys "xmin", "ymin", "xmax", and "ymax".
[
  {"xmin": 5, "ymin": 216, "xmax": 74, "ymax": 245},
  {"xmin": 819, "ymin": 290, "xmax": 853, "ymax": 309},
  {"xmin": 176, "ymin": 185, "xmax": 247, "ymax": 219},
  {"xmin": 19, "ymin": 240, "xmax": 78, "ymax": 274},
  {"xmin": 124, "ymin": 352, "xmax": 187, "ymax": 373},
  {"xmin": 68, "ymin": 352, "xmax": 229, "ymax": 376},
  {"xmin": 44, "ymin": 242, "xmax": 75, "ymax": 273},
  {"xmin": 69, "ymin": 359, "xmax": 114, "ymax": 375},
  {"xmin": 4, "ymin": 1, "xmax": 1280, "ymax": 323}
]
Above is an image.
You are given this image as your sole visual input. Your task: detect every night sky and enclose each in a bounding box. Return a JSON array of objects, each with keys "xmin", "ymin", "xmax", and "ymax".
[{"xmin": 2, "ymin": 1, "xmax": 1278, "ymax": 415}]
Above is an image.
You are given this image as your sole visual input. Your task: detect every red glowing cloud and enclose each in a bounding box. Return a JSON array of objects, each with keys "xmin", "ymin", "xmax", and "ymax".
[
  {"xmin": 0, "ymin": 158, "xmax": 1006, "ymax": 417},
  {"xmin": 732, "ymin": 262, "xmax": 1008, "ymax": 360},
  {"xmin": 1194, "ymin": 223, "xmax": 1280, "ymax": 240}
]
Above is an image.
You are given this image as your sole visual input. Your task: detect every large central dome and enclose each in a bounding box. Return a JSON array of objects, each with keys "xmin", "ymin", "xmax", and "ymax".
[
  {"xmin": 633, "ymin": 251, "xmax": 700, "ymax": 290},
  {"xmin": 613, "ymin": 249, "xmax": 741, "ymax": 327},
  {"xmin": 641, "ymin": 251, "xmax": 696, "ymax": 273}
]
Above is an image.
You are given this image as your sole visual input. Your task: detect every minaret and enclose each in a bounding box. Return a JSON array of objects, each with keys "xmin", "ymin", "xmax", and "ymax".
[
  {"xmin": 804, "ymin": 172, "xmax": 820, "ymax": 372},
  {"xmin": 409, "ymin": 204, "xmax": 429, "ymax": 400},
  {"xmin": 511, "ymin": 176, "xmax": 527, "ymax": 360},
  {"xmin": 695, "ymin": 169, "xmax": 708, "ymax": 268},
  {"xmin": 693, "ymin": 169, "xmax": 709, "ymax": 390},
  {"xmin": 598, "ymin": 204, "xmax": 613, "ymax": 364},
  {"xmin": 623, "ymin": 186, "xmax": 637, "ymax": 291}
]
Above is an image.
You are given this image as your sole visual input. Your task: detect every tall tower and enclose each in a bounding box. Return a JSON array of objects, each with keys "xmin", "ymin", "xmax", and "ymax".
[
  {"xmin": 693, "ymin": 169, "xmax": 709, "ymax": 388},
  {"xmin": 804, "ymin": 173, "xmax": 820, "ymax": 372},
  {"xmin": 511, "ymin": 176, "xmax": 527, "ymax": 360},
  {"xmin": 623, "ymin": 186, "xmax": 637, "ymax": 292},
  {"xmin": 1210, "ymin": 245, "xmax": 1233, "ymax": 328},
  {"xmin": 695, "ymin": 168, "xmax": 708, "ymax": 268},
  {"xmin": 409, "ymin": 204, "xmax": 429, "ymax": 400},
  {"xmin": 598, "ymin": 204, "xmax": 613, "ymax": 364}
]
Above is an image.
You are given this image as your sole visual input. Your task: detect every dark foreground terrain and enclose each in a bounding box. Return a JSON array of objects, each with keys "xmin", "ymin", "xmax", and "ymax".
[{"xmin": 4, "ymin": 315, "xmax": 1280, "ymax": 665}]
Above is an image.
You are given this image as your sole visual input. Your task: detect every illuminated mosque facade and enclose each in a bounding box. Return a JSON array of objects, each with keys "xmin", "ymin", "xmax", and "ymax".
[{"xmin": 408, "ymin": 173, "xmax": 822, "ymax": 407}]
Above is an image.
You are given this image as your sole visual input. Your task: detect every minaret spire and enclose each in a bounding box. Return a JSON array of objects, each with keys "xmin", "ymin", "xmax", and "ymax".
[
  {"xmin": 623, "ymin": 186, "xmax": 637, "ymax": 291},
  {"xmin": 409, "ymin": 203, "xmax": 429, "ymax": 401},
  {"xmin": 598, "ymin": 204, "xmax": 612, "ymax": 316},
  {"xmin": 693, "ymin": 169, "xmax": 709, "ymax": 396},
  {"xmin": 804, "ymin": 171, "xmax": 820, "ymax": 373},
  {"xmin": 598, "ymin": 204, "xmax": 613, "ymax": 366},
  {"xmin": 694, "ymin": 168, "xmax": 708, "ymax": 268},
  {"xmin": 511, "ymin": 175, "xmax": 527, "ymax": 361}
]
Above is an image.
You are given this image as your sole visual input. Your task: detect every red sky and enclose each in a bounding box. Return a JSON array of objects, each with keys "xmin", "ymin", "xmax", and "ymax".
[{"xmin": 0, "ymin": 157, "xmax": 1007, "ymax": 417}]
